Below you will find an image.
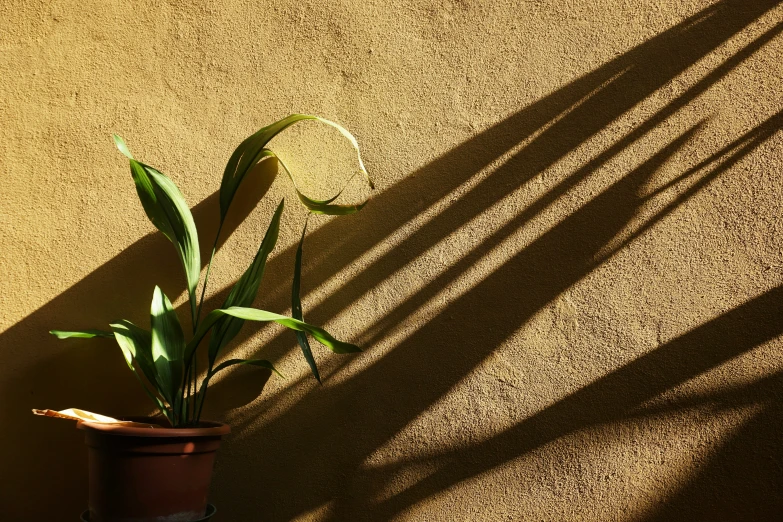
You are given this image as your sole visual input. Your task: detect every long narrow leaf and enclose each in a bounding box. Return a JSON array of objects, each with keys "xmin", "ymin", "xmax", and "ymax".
[
  {"xmin": 219, "ymin": 307, "xmax": 360, "ymax": 353},
  {"xmin": 110, "ymin": 320, "xmax": 158, "ymax": 395},
  {"xmin": 114, "ymin": 135, "xmax": 201, "ymax": 323},
  {"xmin": 150, "ymin": 286, "xmax": 185, "ymax": 409},
  {"xmin": 273, "ymin": 152, "xmax": 367, "ymax": 215},
  {"xmin": 146, "ymin": 167, "xmax": 201, "ymax": 320},
  {"xmin": 292, "ymin": 217, "xmax": 320, "ymax": 382},
  {"xmin": 185, "ymin": 306, "xmax": 359, "ymax": 365},
  {"xmin": 219, "ymin": 115, "xmax": 373, "ymax": 224},
  {"xmin": 49, "ymin": 324, "xmax": 170, "ymax": 421},
  {"xmin": 50, "ymin": 329, "xmax": 113, "ymax": 339},
  {"xmin": 110, "ymin": 320, "xmax": 171, "ymax": 422},
  {"xmin": 204, "ymin": 200, "xmax": 285, "ymax": 367}
]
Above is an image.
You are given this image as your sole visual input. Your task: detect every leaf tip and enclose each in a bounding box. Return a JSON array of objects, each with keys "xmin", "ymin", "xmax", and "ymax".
[
  {"xmin": 311, "ymin": 365, "xmax": 322, "ymax": 384},
  {"xmin": 343, "ymin": 343, "xmax": 362, "ymax": 354},
  {"xmin": 113, "ymin": 134, "xmax": 134, "ymax": 160}
]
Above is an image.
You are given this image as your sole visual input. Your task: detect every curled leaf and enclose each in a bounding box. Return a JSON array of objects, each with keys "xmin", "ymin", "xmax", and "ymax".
[{"xmin": 219, "ymin": 114, "xmax": 373, "ymax": 223}]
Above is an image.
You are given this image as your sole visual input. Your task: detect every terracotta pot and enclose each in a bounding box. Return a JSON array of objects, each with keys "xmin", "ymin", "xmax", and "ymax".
[{"xmin": 77, "ymin": 417, "xmax": 230, "ymax": 522}]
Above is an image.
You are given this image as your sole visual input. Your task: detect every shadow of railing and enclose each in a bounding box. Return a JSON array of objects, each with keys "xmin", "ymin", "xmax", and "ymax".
[{"xmin": 1, "ymin": 0, "xmax": 780, "ymax": 519}]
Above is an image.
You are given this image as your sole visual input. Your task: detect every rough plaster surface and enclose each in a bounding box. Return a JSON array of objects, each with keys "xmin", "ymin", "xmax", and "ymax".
[{"xmin": 1, "ymin": 0, "xmax": 783, "ymax": 520}]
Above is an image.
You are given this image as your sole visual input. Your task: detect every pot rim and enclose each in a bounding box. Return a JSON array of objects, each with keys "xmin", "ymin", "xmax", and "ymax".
[{"xmin": 77, "ymin": 416, "xmax": 230, "ymax": 438}]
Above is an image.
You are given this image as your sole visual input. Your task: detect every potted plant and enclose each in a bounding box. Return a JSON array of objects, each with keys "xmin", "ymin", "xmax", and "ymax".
[{"xmin": 48, "ymin": 114, "xmax": 373, "ymax": 522}]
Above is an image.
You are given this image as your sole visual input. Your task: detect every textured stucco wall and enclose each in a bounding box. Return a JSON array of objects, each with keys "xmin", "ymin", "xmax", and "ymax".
[{"xmin": 2, "ymin": 0, "xmax": 783, "ymax": 520}]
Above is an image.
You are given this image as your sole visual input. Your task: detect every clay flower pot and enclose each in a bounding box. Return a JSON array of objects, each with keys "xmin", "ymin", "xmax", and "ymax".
[{"xmin": 77, "ymin": 418, "xmax": 230, "ymax": 522}]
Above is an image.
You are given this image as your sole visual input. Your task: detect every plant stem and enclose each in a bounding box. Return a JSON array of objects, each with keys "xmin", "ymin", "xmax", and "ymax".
[
  {"xmin": 196, "ymin": 372, "xmax": 210, "ymax": 421},
  {"xmin": 196, "ymin": 321, "xmax": 230, "ymax": 421},
  {"xmin": 132, "ymin": 370, "xmax": 170, "ymax": 423},
  {"xmin": 192, "ymin": 352, "xmax": 198, "ymax": 423},
  {"xmin": 180, "ymin": 362, "xmax": 191, "ymax": 426},
  {"xmin": 180, "ymin": 222, "xmax": 224, "ymax": 426},
  {"xmin": 195, "ymin": 223, "xmax": 223, "ymax": 331},
  {"xmin": 189, "ymin": 297, "xmax": 198, "ymax": 336},
  {"xmin": 185, "ymin": 368, "xmax": 191, "ymax": 425}
]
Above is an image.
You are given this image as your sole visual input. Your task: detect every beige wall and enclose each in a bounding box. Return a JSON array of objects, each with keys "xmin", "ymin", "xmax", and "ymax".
[{"xmin": 2, "ymin": 0, "xmax": 783, "ymax": 520}]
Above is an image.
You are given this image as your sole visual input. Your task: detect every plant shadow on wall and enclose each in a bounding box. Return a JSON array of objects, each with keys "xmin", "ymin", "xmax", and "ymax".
[
  {"xmin": 202, "ymin": 0, "xmax": 783, "ymax": 520},
  {"xmin": 1, "ymin": 0, "xmax": 782, "ymax": 520}
]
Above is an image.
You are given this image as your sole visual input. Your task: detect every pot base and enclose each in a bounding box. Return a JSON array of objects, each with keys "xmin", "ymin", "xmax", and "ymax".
[{"xmin": 80, "ymin": 504, "xmax": 217, "ymax": 522}]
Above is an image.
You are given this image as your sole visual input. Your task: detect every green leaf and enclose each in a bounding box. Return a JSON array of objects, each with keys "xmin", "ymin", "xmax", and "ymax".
[
  {"xmin": 292, "ymin": 217, "xmax": 320, "ymax": 383},
  {"xmin": 185, "ymin": 306, "xmax": 360, "ymax": 366},
  {"xmin": 220, "ymin": 307, "xmax": 360, "ymax": 353},
  {"xmin": 49, "ymin": 322, "xmax": 171, "ymax": 422},
  {"xmin": 114, "ymin": 136, "xmax": 201, "ymax": 323},
  {"xmin": 49, "ymin": 329, "xmax": 114, "ymax": 339},
  {"xmin": 146, "ymin": 167, "xmax": 201, "ymax": 315},
  {"xmin": 219, "ymin": 114, "xmax": 373, "ymax": 223},
  {"xmin": 272, "ymin": 151, "xmax": 368, "ymax": 215},
  {"xmin": 109, "ymin": 320, "xmax": 171, "ymax": 422},
  {"xmin": 150, "ymin": 286, "xmax": 186, "ymax": 408},
  {"xmin": 204, "ymin": 199, "xmax": 285, "ymax": 367},
  {"xmin": 113, "ymin": 134, "xmax": 134, "ymax": 160},
  {"xmin": 110, "ymin": 320, "xmax": 157, "ymax": 393}
]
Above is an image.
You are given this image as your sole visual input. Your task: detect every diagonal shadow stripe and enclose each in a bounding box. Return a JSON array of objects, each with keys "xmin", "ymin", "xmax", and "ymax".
[
  {"xmin": 202, "ymin": 0, "xmax": 782, "ymax": 388},
  {"xmin": 364, "ymin": 284, "xmax": 783, "ymax": 520}
]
